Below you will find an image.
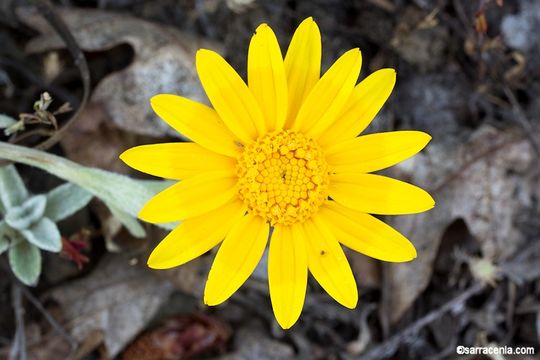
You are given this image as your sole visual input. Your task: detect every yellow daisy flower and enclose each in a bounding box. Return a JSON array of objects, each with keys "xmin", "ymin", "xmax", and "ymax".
[{"xmin": 120, "ymin": 17, "xmax": 434, "ymax": 329}]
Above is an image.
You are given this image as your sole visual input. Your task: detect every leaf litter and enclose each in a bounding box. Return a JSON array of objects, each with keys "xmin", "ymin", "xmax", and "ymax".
[{"xmin": 1, "ymin": 1, "xmax": 540, "ymax": 359}]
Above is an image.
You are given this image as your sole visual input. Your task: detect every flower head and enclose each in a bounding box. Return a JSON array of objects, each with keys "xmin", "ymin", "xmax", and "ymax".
[{"xmin": 120, "ymin": 18, "xmax": 434, "ymax": 329}]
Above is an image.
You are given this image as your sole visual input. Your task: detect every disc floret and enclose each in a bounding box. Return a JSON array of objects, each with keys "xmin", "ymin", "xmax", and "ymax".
[{"xmin": 237, "ymin": 130, "xmax": 329, "ymax": 226}]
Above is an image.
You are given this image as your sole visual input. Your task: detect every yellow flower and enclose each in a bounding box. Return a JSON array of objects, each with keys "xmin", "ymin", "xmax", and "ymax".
[{"xmin": 120, "ymin": 18, "xmax": 434, "ymax": 329}]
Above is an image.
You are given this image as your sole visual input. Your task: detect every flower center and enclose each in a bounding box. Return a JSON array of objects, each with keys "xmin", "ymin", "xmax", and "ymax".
[{"xmin": 236, "ymin": 130, "xmax": 329, "ymax": 226}]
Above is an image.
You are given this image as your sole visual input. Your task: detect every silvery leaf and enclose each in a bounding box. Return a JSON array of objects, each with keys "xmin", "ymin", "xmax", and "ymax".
[
  {"xmin": 0, "ymin": 114, "xmax": 17, "ymax": 128},
  {"xmin": 0, "ymin": 220, "xmax": 16, "ymax": 244},
  {"xmin": 45, "ymin": 182, "xmax": 93, "ymax": 222},
  {"xmin": 20, "ymin": 217, "xmax": 62, "ymax": 252},
  {"xmin": 0, "ymin": 220, "xmax": 11, "ymax": 237},
  {"xmin": 0, "ymin": 224, "xmax": 8, "ymax": 254},
  {"xmin": 5, "ymin": 194, "xmax": 47, "ymax": 230},
  {"xmin": 0, "ymin": 164, "xmax": 29, "ymax": 209},
  {"xmin": 107, "ymin": 202, "xmax": 146, "ymax": 238},
  {"xmin": 0, "ymin": 237, "xmax": 8, "ymax": 255},
  {"xmin": 9, "ymin": 238, "xmax": 42, "ymax": 286},
  {"xmin": 0, "ymin": 142, "xmax": 175, "ymax": 233}
]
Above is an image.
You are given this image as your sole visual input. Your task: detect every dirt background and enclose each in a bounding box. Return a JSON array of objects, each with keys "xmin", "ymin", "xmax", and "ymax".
[{"xmin": 1, "ymin": 0, "xmax": 539, "ymax": 359}]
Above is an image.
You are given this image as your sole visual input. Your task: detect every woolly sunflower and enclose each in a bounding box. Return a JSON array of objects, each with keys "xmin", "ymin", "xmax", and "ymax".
[{"xmin": 120, "ymin": 18, "xmax": 434, "ymax": 329}]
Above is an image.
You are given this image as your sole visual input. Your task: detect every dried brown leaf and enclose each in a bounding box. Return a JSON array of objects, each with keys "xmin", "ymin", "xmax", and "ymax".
[
  {"xmin": 218, "ymin": 323, "xmax": 294, "ymax": 360},
  {"xmin": 383, "ymin": 125, "xmax": 537, "ymax": 323},
  {"xmin": 19, "ymin": 7, "xmax": 222, "ymax": 138},
  {"xmin": 123, "ymin": 314, "xmax": 232, "ymax": 360},
  {"xmin": 390, "ymin": 6, "xmax": 449, "ymax": 71},
  {"xmin": 44, "ymin": 254, "xmax": 173, "ymax": 358},
  {"xmin": 60, "ymin": 102, "xmax": 134, "ymax": 173},
  {"xmin": 348, "ymin": 250, "xmax": 380, "ymax": 289}
]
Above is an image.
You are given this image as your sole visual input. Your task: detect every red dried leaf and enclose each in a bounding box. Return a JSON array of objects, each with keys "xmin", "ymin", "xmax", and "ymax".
[
  {"xmin": 122, "ymin": 313, "xmax": 232, "ymax": 360},
  {"xmin": 60, "ymin": 231, "xmax": 90, "ymax": 270}
]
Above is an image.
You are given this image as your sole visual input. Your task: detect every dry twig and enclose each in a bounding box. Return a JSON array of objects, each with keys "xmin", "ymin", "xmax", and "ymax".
[
  {"xmin": 502, "ymin": 86, "xmax": 540, "ymax": 155},
  {"xmin": 0, "ymin": 0, "xmax": 90, "ymax": 165},
  {"xmin": 9, "ymin": 285, "xmax": 27, "ymax": 360},
  {"xmin": 357, "ymin": 283, "xmax": 485, "ymax": 360}
]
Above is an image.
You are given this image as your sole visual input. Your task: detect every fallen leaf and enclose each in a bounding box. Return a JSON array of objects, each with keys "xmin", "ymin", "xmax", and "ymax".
[
  {"xmin": 382, "ymin": 125, "xmax": 537, "ymax": 323},
  {"xmin": 217, "ymin": 322, "xmax": 294, "ymax": 360},
  {"xmin": 348, "ymin": 250, "xmax": 380, "ymax": 289},
  {"xmin": 44, "ymin": 254, "xmax": 173, "ymax": 358},
  {"xmin": 390, "ymin": 6, "xmax": 449, "ymax": 71},
  {"xmin": 122, "ymin": 313, "xmax": 232, "ymax": 360},
  {"xmin": 393, "ymin": 69, "xmax": 471, "ymax": 138},
  {"xmin": 19, "ymin": 7, "xmax": 222, "ymax": 138},
  {"xmin": 23, "ymin": 322, "xmax": 74, "ymax": 360},
  {"xmin": 60, "ymin": 102, "xmax": 134, "ymax": 173},
  {"xmin": 501, "ymin": 0, "xmax": 540, "ymax": 54},
  {"xmin": 158, "ymin": 253, "xmax": 212, "ymax": 299}
]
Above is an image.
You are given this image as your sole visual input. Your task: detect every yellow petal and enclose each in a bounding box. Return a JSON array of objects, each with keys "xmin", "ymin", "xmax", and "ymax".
[
  {"xmin": 329, "ymin": 173, "xmax": 435, "ymax": 215},
  {"xmin": 268, "ymin": 225, "xmax": 307, "ymax": 329},
  {"xmin": 303, "ymin": 216, "xmax": 358, "ymax": 308},
  {"xmin": 139, "ymin": 171, "xmax": 237, "ymax": 223},
  {"xmin": 319, "ymin": 69, "xmax": 396, "ymax": 147},
  {"xmin": 326, "ymin": 131, "xmax": 431, "ymax": 174},
  {"xmin": 292, "ymin": 49, "xmax": 362, "ymax": 139},
  {"xmin": 150, "ymin": 94, "xmax": 239, "ymax": 157},
  {"xmin": 196, "ymin": 49, "xmax": 265, "ymax": 143},
  {"xmin": 284, "ymin": 17, "xmax": 321, "ymax": 128},
  {"xmin": 147, "ymin": 199, "xmax": 246, "ymax": 269},
  {"xmin": 120, "ymin": 143, "xmax": 236, "ymax": 180},
  {"xmin": 204, "ymin": 214, "xmax": 269, "ymax": 305},
  {"xmin": 318, "ymin": 202, "xmax": 417, "ymax": 262},
  {"xmin": 248, "ymin": 24, "xmax": 287, "ymax": 131}
]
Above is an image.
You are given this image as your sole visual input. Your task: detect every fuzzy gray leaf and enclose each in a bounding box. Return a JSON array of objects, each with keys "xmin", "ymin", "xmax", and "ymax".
[
  {"xmin": 0, "ymin": 164, "xmax": 29, "ymax": 209},
  {"xmin": 0, "ymin": 221, "xmax": 16, "ymax": 251},
  {"xmin": 9, "ymin": 238, "xmax": 42, "ymax": 286},
  {"xmin": 107, "ymin": 202, "xmax": 146, "ymax": 238},
  {"xmin": 0, "ymin": 237, "xmax": 8, "ymax": 255},
  {"xmin": 0, "ymin": 114, "xmax": 17, "ymax": 128},
  {"xmin": 0, "ymin": 222, "xmax": 8, "ymax": 254},
  {"xmin": 45, "ymin": 183, "xmax": 93, "ymax": 221},
  {"xmin": 0, "ymin": 142, "xmax": 174, "ymax": 233},
  {"xmin": 5, "ymin": 195, "xmax": 47, "ymax": 230},
  {"xmin": 20, "ymin": 217, "xmax": 62, "ymax": 252},
  {"xmin": 0, "ymin": 220, "xmax": 11, "ymax": 237}
]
